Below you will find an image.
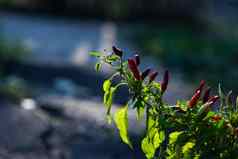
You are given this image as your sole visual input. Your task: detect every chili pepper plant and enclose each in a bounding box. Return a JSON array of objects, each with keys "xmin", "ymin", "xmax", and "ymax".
[{"xmin": 90, "ymin": 46, "xmax": 238, "ymax": 159}]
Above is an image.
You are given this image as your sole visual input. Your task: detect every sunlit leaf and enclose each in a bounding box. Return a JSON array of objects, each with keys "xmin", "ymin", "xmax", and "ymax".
[
  {"xmin": 136, "ymin": 106, "xmax": 145, "ymax": 120},
  {"xmin": 104, "ymin": 87, "xmax": 115, "ymax": 115},
  {"xmin": 147, "ymin": 114, "xmax": 156, "ymax": 132},
  {"xmin": 182, "ymin": 141, "xmax": 195, "ymax": 158},
  {"xmin": 103, "ymin": 80, "xmax": 111, "ymax": 92},
  {"xmin": 114, "ymin": 106, "xmax": 133, "ymax": 149},
  {"xmin": 203, "ymin": 111, "xmax": 216, "ymax": 120},
  {"xmin": 95, "ymin": 62, "xmax": 101, "ymax": 72},
  {"xmin": 153, "ymin": 130, "xmax": 165, "ymax": 149},
  {"xmin": 169, "ymin": 131, "xmax": 184, "ymax": 144},
  {"xmin": 106, "ymin": 54, "xmax": 120, "ymax": 62},
  {"xmin": 176, "ymin": 100, "xmax": 188, "ymax": 111},
  {"xmin": 142, "ymin": 126, "xmax": 165, "ymax": 159},
  {"xmin": 89, "ymin": 51, "xmax": 103, "ymax": 57},
  {"xmin": 141, "ymin": 136, "xmax": 155, "ymax": 159},
  {"xmin": 194, "ymin": 154, "xmax": 200, "ymax": 159}
]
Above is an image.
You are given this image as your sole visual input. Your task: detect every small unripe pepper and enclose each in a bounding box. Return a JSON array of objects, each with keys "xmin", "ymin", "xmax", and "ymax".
[
  {"xmin": 149, "ymin": 71, "xmax": 158, "ymax": 83},
  {"xmin": 203, "ymin": 87, "xmax": 211, "ymax": 103},
  {"xmin": 161, "ymin": 70, "xmax": 169, "ymax": 94},
  {"xmin": 188, "ymin": 90, "xmax": 201, "ymax": 108},
  {"xmin": 134, "ymin": 54, "xmax": 140, "ymax": 66},
  {"xmin": 128, "ymin": 58, "xmax": 141, "ymax": 80},
  {"xmin": 112, "ymin": 46, "xmax": 123, "ymax": 57},
  {"xmin": 141, "ymin": 68, "xmax": 151, "ymax": 80}
]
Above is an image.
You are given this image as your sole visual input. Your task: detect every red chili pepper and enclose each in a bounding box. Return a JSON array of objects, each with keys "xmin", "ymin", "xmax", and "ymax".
[
  {"xmin": 207, "ymin": 95, "xmax": 219, "ymax": 105},
  {"xmin": 196, "ymin": 80, "xmax": 206, "ymax": 92},
  {"xmin": 149, "ymin": 71, "xmax": 158, "ymax": 83},
  {"xmin": 112, "ymin": 46, "xmax": 123, "ymax": 57},
  {"xmin": 134, "ymin": 54, "xmax": 140, "ymax": 65},
  {"xmin": 197, "ymin": 97, "xmax": 219, "ymax": 117},
  {"xmin": 128, "ymin": 58, "xmax": 141, "ymax": 80},
  {"xmin": 188, "ymin": 90, "xmax": 201, "ymax": 108},
  {"xmin": 211, "ymin": 115, "xmax": 222, "ymax": 122},
  {"xmin": 141, "ymin": 68, "xmax": 151, "ymax": 80},
  {"xmin": 161, "ymin": 70, "xmax": 169, "ymax": 94},
  {"xmin": 203, "ymin": 87, "xmax": 211, "ymax": 103},
  {"xmin": 197, "ymin": 101, "xmax": 213, "ymax": 117}
]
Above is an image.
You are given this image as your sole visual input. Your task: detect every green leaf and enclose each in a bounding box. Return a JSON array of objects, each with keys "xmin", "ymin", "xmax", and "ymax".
[
  {"xmin": 103, "ymin": 80, "xmax": 115, "ymax": 116},
  {"xmin": 218, "ymin": 84, "xmax": 225, "ymax": 110},
  {"xmin": 106, "ymin": 54, "xmax": 120, "ymax": 62},
  {"xmin": 152, "ymin": 82, "xmax": 161, "ymax": 90},
  {"xmin": 218, "ymin": 84, "xmax": 225, "ymax": 99},
  {"xmin": 225, "ymin": 90, "xmax": 233, "ymax": 111},
  {"xmin": 153, "ymin": 130, "xmax": 165, "ymax": 149},
  {"xmin": 193, "ymin": 154, "xmax": 200, "ymax": 159},
  {"xmin": 104, "ymin": 87, "xmax": 115, "ymax": 115},
  {"xmin": 216, "ymin": 119, "xmax": 224, "ymax": 129},
  {"xmin": 89, "ymin": 51, "xmax": 102, "ymax": 57},
  {"xmin": 114, "ymin": 106, "xmax": 133, "ymax": 149},
  {"xmin": 148, "ymin": 115, "xmax": 156, "ymax": 132},
  {"xmin": 142, "ymin": 136, "xmax": 155, "ymax": 159},
  {"xmin": 142, "ymin": 127, "xmax": 165, "ymax": 159},
  {"xmin": 103, "ymin": 80, "xmax": 111, "ymax": 92},
  {"xmin": 176, "ymin": 100, "xmax": 188, "ymax": 112},
  {"xmin": 169, "ymin": 131, "xmax": 184, "ymax": 144},
  {"xmin": 203, "ymin": 111, "xmax": 216, "ymax": 120},
  {"xmin": 182, "ymin": 141, "xmax": 195, "ymax": 158},
  {"xmin": 136, "ymin": 106, "xmax": 145, "ymax": 120},
  {"xmin": 95, "ymin": 62, "xmax": 101, "ymax": 72}
]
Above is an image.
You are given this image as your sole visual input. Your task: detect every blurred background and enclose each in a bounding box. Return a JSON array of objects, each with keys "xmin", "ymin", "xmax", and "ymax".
[{"xmin": 0, "ymin": 0, "xmax": 237, "ymax": 158}]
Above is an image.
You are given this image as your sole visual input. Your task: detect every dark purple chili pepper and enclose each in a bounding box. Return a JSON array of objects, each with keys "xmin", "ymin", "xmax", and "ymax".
[
  {"xmin": 128, "ymin": 58, "xmax": 141, "ymax": 80},
  {"xmin": 203, "ymin": 87, "xmax": 211, "ymax": 103},
  {"xmin": 134, "ymin": 54, "xmax": 140, "ymax": 66},
  {"xmin": 141, "ymin": 68, "xmax": 151, "ymax": 80},
  {"xmin": 188, "ymin": 90, "xmax": 201, "ymax": 108},
  {"xmin": 112, "ymin": 46, "xmax": 123, "ymax": 57},
  {"xmin": 149, "ymin": 71, "xmax": 158, "ymax": 83},
  {"xmin": 161, "ymin": 70, "xmax": 169, "ymax": 94},
  {"xmin": 195, "ymin": 80, "xmax": 206, "ymax": 93}
]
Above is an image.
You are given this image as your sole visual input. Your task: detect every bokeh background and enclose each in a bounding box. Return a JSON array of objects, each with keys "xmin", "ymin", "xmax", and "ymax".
[{"xmin": 0, "ymin": 0, "xmax": 237, "ymax": 158}]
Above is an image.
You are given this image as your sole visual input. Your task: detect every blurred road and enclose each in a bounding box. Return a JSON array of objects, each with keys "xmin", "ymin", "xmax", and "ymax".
[
  {"xmin": 0, "ymin": 11, "xmax": 134, "ymax": 66},
  {"xmin": 0, "ymin": 11, "xmax": 193, "ymax": 104}
]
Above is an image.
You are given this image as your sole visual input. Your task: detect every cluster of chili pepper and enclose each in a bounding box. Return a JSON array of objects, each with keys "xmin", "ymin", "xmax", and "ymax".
[
  {"xmin": 126, "ymin": 52, "xmax": 169, "ymax": 94},
  {"xmin": 188, "ymin": 80, "xmax": 219, "ymax": 108},
  {"xmin": 111, "ymin": 45, "xmax": 238, "ymax": 140},
  {"xmin": 113, "ymin": 46, "xmax": 170, "ymax": 94}
]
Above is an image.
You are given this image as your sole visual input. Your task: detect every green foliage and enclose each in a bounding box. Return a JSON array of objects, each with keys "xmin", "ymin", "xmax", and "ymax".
[
  {"xmin": 103, "ymin": 80, "xmax": 115, "ymax": 115},
  {"xmin": 91, "ymin": 47, "xmax": 238, "ymax": 159},
  {"xmin": 142, "ymin": 128, "xmax": 165, "ymax": 159},
  {"xmin": 114, "ymin": 105, "xmax": 133, "ymax": 149}
]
